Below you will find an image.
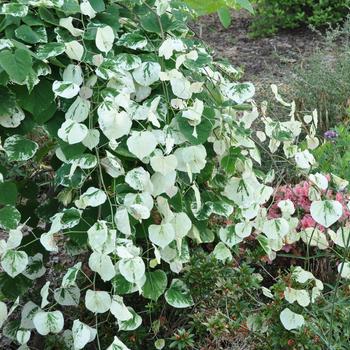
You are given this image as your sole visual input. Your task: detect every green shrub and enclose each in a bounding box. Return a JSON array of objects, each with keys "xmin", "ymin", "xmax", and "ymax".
[
  {"xmin": 290, "ymin": 50, "xmax": 350, "ymax": 131},
  {"xmin": 177, "ymin": 250, "xmax": 350, "ymax": 349},
  {"xmin": 313, "ymin": 125, "xmax": 350, "ymax": 181},
  {"xmin": 251, "ymin": 0, "xmax": 350, "ymax": 37}
]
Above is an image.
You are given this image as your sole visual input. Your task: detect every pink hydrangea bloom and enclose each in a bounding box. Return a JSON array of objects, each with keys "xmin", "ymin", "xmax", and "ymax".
[{"xmin": 299, "ymin": 214, "xmax": 316, "ymax": 229}]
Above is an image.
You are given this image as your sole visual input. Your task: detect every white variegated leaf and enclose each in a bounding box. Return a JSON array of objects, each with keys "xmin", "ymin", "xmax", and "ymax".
[
  {"xmin": 58, "ymin": 119, "xmax": 88, "ymax": 144},
  {"xmin": 66, "ymin": 96, "xmax": 90, "ymax": 122},
  {"xmin": 40, "ymin": 232, "xmax": 58, "ymax": 252},
  {"xmin": 117, "ymin": 33, "xmax": 148, "ymax": 50},
  {"xmin": 165, "ymin": 279, "xmax": 193, "ymax": 308},
  {"xmin": 119, "ymin": 257, "xmax": 145, "ymax": 283},
  {"xmin": 114, "ymin": 208, "xmax": 131, "ymax": 236},
  {"xmin": 4, "ymin": 135, "xmax": 38, "ymax": 162},
  {"xmin": 85, "ymin": 290, "xmax": 111, "ymax": 314},
  {"xmin": 53, "ymin": 81, "xmax": 80, "ymax": 99},
  {"xmin": 80, "ymin": 0, "xmax": 96, "ymax": 18},
  {"xmin": 40, "ymin": 282, "xmax": 50, "ymax": 308},
  {"xmin": 0, "ymin": 301, "xmax": 7, "ymax": 328},
  {"xmin": 62, "ymin": 262, "xmax": 82, "ymax": 288},
  {"xmin": 125, "ymin": 167, "xmax": 152, "ymax": 192},
  {"xmin": 16, "ymin": 329, "xmax": 31, "ymax": 345},
  {"xmin": 72, "ymin": 320, "xmax": 96, "ymax": 350},
  {"xmin": 0, "ymin": 107, "xmax": 25, "ymax": 128},
  {"xmin": 149, "ymin": 223, "xmax": 175, "ymax": 249},
  {"xmin": 65, "ymin": 41, "xmax": 84, "ymax": 61},
  {"xmin": 1, "ymin": 250, "xmax": 28, "ymax": 278},
  {"xmin": 33, "ymin": 311, "xmax": 64, "ymax": 335},
  {"xmin": 110, "ymin": 295, "xmax": 133, "ymax": 321},
  {"xmin": 54, "ymin": 285, "xmax": 80, "ymax": 306},
  {"xmin": 20, "ymin": 302, "xmax": 41, "ymax": 330},
  {"xmin": 88, "ymin": 252, "xmax": 115, "ymax": 282},
  {"xmin": 133, "ymin": 62, "xmax": 161, "ymax": 86},
  {"xmin": 117, "ymin": 307, "xmax": 142, "ymax": 331},
  {"xmin": 59, "ymin": 17, "xmax": 83, "ymax": 37},
  {"xmin": 63, "ymin": 65, "xmax": 83, "ymax": 85},
  {"xmin": 150, "ymin": 154, "xmax": 178, "ymax": 175},
  {"xmin": 82, "ymin": 129, "xmax": 100, "ymax": 150},
  {"xmin": 101, "ymin": 151, "xmax": 124, "ymax": 178},
  {"xmin": 107, "ymin": 336, "xmax": 131, "ymax": 350},
  {"xmin": 75, "ymin": 187, "xmax": 107, "ymax": 209},
  {"xmin": 280, "ymin": 308, "xmax": 305, "ymax": 331},
  {"xmin": 174, "ymin": 145, "xmax": 207, "ymax": 174},
  {"xmin": 310, "ymin": 200, "xmax": 342, "ymax": 228},
  {"xmin": 96, "ymin": 26, "xmax": 115, "ymax": 53},
  {"xmin": 159, "ymin": 38, "xmax": 186, "ymax": 60},
  {"xmin": 213, "ymin": 242, "xmax": 232, "ymax": 262},
  {"xmin": 98, "ymin": 108, "xmax": 132, "ymax": 141},
  {"xmin": 127, "ymin": 131, "xmax": 157, "ymax": 160},
  {"xmin": 22, "ymin": 253, "xmax": 46, "ymax": 280},
  {"xmin": 115, "ymin": 53, "xmax": 142, "ymax": 71}
]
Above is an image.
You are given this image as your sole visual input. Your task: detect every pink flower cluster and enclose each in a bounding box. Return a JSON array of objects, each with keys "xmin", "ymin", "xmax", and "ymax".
[{"xmin": 268, "ymin": 178, "xmax": 350, "ymax": 232}]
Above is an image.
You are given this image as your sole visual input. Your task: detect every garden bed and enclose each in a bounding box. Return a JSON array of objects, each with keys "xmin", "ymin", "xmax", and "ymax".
[{"xmin": 192, "ymin": 11, "xmax": 320, "ymax": 85}]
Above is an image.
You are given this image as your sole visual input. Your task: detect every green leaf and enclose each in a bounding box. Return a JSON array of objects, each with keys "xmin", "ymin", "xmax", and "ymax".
[
  {"xmin": 0, "ymin": 87, "xmax": 16, "ymax": 115},
  {"xmin": 60, "ymin": 0, "xmax": 80, "ymax": 14},
  {"xmin": 0, "ymin": 49, "xmax": 32, "ymax": 83},
  {"xmin": 218, "ymin": 7, "xmax": 232, "ymax": 28},
  {"xmin": 221, "ymin": 147, "xmax": 242, "ymax": 173},
  {"xmin": 236, "ymin": 0, "xmax": 254, "ymax": 14},
  {"xmin": 22, "ymin": 13, "xmax": 45, "ymax": 26},
  {"xmin": 0, "ymin": 3, "xmax": 28, "ymax": 17},
  {"xmin": 38, "ymin": 7, "xmax": 59, "ymax": 26},
  {"xmin": 15, "ymin": 79, "xmax": 56, "ymax": 124},
  {"xmin": 15, "ymin": 25, "xmax": 47, "ymax": 44},
  {"xmin": 0, "ymin": 181, "xmax": 17, "ymax": 206},
  {"xmin": 0, "ymin": 273, "xmax": 31, "ymax": 300},
  {"xmin": 117, "ymin": 33, "xmax": 148, "ymax": 50},
  {"xmin": 4, "ymin": 135, "xmax": 39, "ymax": 162},
  {"xmin": 184, "ymin": 0, "xmax": 254, "ymax": 15},
  {"xmin": 36, "ymin": 42, "xmax": 65, "ymax": 60},
  {"xmin": 142, "ymin": 270, "xmax": 167, "ymax": 301},
  {"xmin": 140, "ymin": 13, "xmax": 172, "ymax": 34},
  {"xmin": 112, "ymin": 274, "xmax": 136, "ymax": 295},
  {"xmin": 61, "ymin": 208, "xmax": 81, "ymax": 228},
  {"xmin": 89, "ymin": 0, "xmax": 105, "ymax": 12},
  {"xmin": 177, "ymin": 107, "xmax": 215, "ymax": 145},
  {"xmin": 0, "ymin": 205, "xmax": 21, "ymax": 230},
  {"xmin": 55, "ymin": 164, "xmax": 87, "ymax": 189},
  {"xmin": 165, "ymin": 279, "xmax": 194, "ymax": 308},
  {"xmin": 95, "ymin": 4, "xmax": 120, "ymax": 31},
  {"xmin": 2, "ymin": 319, "xmax": 20, "ymax": 341},
  {"xmin": 184, "ymin": 0, "xmax": 227, "ymax": 14}
]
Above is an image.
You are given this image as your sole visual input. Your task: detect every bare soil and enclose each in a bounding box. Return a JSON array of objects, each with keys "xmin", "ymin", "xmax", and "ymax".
[{"xmin": 191, "ymin": 11, "xmax": 321, "ymax": 87}]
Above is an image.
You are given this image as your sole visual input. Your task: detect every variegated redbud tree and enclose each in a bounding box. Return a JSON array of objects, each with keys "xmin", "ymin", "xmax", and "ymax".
[{"xmin": 0, "ymin": 0, "xmax": 350, "ymax": 349}]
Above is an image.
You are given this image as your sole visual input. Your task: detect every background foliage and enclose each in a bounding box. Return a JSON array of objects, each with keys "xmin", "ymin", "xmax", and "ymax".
[
  {"xmin": 251, "ymin": 0, "xmax": 350, "ymax": 37},
  {"xmin": 184, "ymin": 0, "xmax": 254, "ymax": 28}
]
